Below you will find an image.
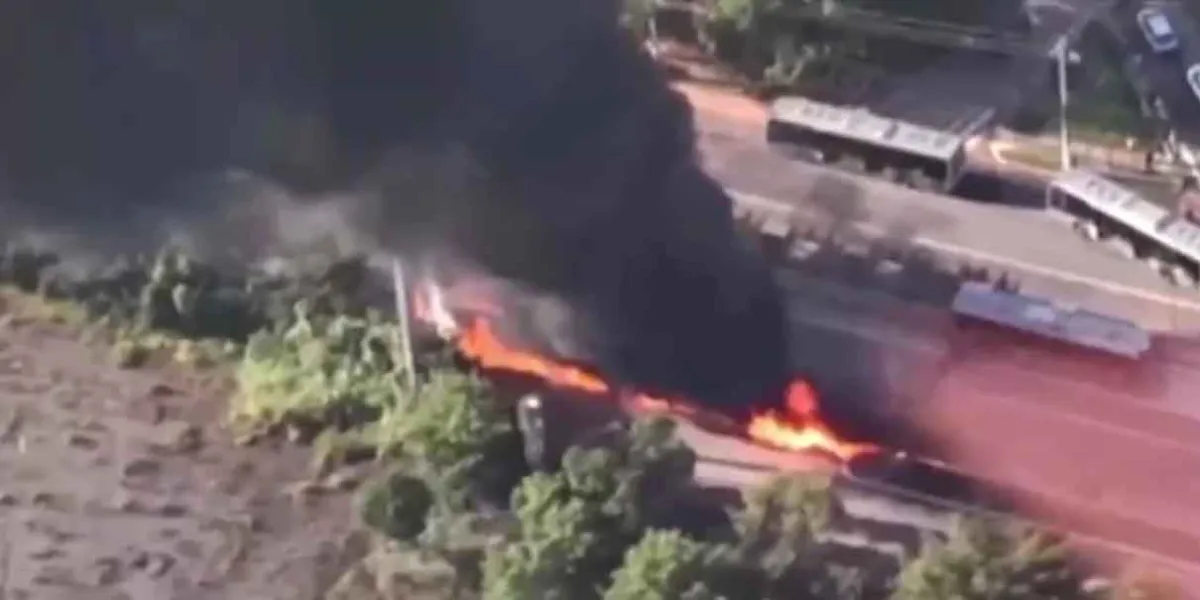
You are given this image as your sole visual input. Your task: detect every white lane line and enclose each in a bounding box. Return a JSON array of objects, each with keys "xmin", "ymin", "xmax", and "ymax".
[{"xmin": 730, "ymin": 189, "xmax": 1200, "ymax": 312}]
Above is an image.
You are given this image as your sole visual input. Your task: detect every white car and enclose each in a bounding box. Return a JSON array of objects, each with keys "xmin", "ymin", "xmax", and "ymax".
[
  {"xmin": 1137, "ymin": 8, "xmax": 1180, "ymax": 54},
  {"xmin": 1187, "ymin": 64, "xmax": 1200, "ymax": 104}
]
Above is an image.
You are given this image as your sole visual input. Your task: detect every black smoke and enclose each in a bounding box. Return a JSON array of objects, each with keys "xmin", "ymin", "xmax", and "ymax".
[{"xmin": 0, "ymin": 0, "xmax": 789, "ymax": 411}]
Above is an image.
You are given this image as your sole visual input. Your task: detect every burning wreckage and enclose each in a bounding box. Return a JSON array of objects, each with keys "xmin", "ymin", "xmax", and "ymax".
[
  {"xmin": 406, "ymin": 261, "xmax": 1017, "ymax": 519},
  {"xmin": 403, "ymin": 251, "xmax": 1157, "ymax": 534},
  {"xmin": 409, "ymin": 263, "xmax": 878, "ymax": 461}
]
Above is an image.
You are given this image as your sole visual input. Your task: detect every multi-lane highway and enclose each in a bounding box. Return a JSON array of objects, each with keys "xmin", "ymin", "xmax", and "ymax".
[
  {"xmin": 680, "ymin": 265, "xmax": 1200, "ymax": 590},
  {"xmin": 693, "ymin": 106, "xmax": 1200, "ymax": 331},
  {"xmin": 672, "ymin": 81, "xmax": 1200, "ymax": 591}
]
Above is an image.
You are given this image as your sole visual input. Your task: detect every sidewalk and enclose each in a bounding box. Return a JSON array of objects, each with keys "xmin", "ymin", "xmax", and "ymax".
[
  {"xmin": 988, "ymin": 129, "xmax": 1191, "ymax": 178},
  {"xmin": 984, "ymin": 135, "xmax": 1200, "ymax": 219}
]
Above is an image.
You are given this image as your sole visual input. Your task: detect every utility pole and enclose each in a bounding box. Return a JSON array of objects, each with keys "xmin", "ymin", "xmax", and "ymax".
[
  {"xmin": 391, "ymin": 257, "xmax": 418, "ymax": 393},
  {"xmin": 1057, "ymin": 37, "xmax": 1072, "ymax": 171}
]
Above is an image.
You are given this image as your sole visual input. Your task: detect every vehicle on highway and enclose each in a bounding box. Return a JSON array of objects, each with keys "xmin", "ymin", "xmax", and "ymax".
[
  {"xmin": 1136, "ymin": 7, "xmax": 1180, "ymax": 54},
  {"xmin": 1046, "ymin": 169, "xmax": 1200, "ymax": 287},
  {"xmin": 765, "ymin": 96, "xmax": 970, "ymax": 193},
  {"xmin": 1186, "ymin": 64, "xmax": 1200, "ymax": 104},
  {"xmin": 950, "ymin": 281, "xmax": 1152, "ymax": 361}
]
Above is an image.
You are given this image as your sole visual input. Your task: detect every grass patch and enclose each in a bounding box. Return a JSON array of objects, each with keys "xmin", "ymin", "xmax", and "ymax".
[
  {"xmin": 231, "ymin": 308, "xmax": 404, "ymax": 440},
  {"xmin": 994, "ymin": 143, "xmax": 1065, "ymax": 172}
]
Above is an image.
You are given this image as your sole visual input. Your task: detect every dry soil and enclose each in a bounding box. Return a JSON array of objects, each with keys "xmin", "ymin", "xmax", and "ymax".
[{"xmin": 0, "ymin": 299, "xmax": 371, "ymax": 600}]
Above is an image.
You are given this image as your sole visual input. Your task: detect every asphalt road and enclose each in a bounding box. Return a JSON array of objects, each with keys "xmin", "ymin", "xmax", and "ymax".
[
  {"xmin": 695, "ymin": 115, "xmax": 1200, "ymax": 331},
  {"xmin": 684, "ymin": 266, "xmax": 1200, "ymax": 590},
  {"xmin": 678, "ymin": 81, "xmax": 1200, "ymax": 588}
]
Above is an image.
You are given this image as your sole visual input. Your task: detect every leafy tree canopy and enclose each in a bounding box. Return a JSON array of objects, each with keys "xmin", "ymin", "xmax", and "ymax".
[
  {"xmin": 894, "ymin": 516, "xmax": 1091, "ymax": 600},
  {"xmin": 482, "ymin": 416, "xmax": 699, "ymax": 600},
  {"xmin": 604, "ymin": 529, "xmax": 727, "ymax": 600}
]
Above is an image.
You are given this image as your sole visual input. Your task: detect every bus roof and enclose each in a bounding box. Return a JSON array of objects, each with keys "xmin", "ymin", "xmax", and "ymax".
[
  {"xmin": 951, "ymin": 281, "xmax": 1151, "ymax": 359},
  {"xmin": 1049, "ymin": 169, "xmax": 1200, "ymax": 265},
  {"xmin": 768, "ymin": 96, "xmax": 965, "ymax": 162}
]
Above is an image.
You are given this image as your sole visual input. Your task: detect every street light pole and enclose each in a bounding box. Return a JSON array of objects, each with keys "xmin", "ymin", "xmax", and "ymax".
[
  {"xmin": 1057, "ymin": 37, "xmax": 1072, "ymax": 171},
  {"xmin": 391, "ymin": 257, "xmax": 418, "ymax": 393}
]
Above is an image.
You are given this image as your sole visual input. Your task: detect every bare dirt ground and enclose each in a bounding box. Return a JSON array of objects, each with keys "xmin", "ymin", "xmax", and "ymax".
[
  {"xmin": 0, "ymin": 298, "xmax": 369, "ymax": 600},
  {"xmin": 675, "ymin": 80, "xmax": 767, "ymax": 130},
  {"xmin": 658, "ymin": 43, "xmax": 768, "ymax": 131}
]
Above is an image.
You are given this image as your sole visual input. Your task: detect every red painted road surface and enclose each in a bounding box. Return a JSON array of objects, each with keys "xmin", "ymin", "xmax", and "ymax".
[{"xmin": 679, "ymin": 267, "xmax": 1200, "ymax": 590}]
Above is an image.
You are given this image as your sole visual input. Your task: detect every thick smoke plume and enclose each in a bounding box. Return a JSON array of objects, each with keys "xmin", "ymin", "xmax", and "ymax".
[{"xmin": 0, "ymin": 0, "xmax": 789, "ymax": 410}]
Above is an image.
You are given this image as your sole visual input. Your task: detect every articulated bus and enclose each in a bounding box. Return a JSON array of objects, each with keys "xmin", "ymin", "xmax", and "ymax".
[
  {"xmin": 950, "ymin": 281, "xmax": 1152, "ymax": 361},
  {"xmin": 949, "ymin": 280, "xmax": 1160, "ymax": 396},
  {"xmin": 766, "ymin": 96, "xmax": 970, "ymax": 193},
  {"xmin": 1046, "ymin": 169, "xmax": 1200, "ymax": 288}
]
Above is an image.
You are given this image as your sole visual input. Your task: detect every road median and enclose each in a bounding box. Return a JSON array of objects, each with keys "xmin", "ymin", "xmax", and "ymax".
[{"xmin": 732, "ymin": 188, "xmax": 1200, "ymax": 332}]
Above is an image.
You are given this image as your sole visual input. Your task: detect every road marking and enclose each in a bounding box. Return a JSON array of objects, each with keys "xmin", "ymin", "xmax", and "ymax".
[{"xmin": 730, "ymin": 189, "xmax": 1200, "ymax": 313}]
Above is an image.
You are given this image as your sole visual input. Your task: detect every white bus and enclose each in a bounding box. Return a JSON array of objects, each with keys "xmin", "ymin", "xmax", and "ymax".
[
  {"xmin": 1046, "ymin": 169, "xmax": 1200, "ymax": 287},
  {"xmin": 950, "ymin": 281, "xmax": 1152, "ymax": 361},
  {"xmin": 766, "ymin": 96, "xmax": 970, "ymax": 193}
]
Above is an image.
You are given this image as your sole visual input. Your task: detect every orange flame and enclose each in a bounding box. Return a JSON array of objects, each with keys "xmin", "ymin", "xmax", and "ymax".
[
  {"xmin": 458, "ymin": 318, "xmax": 611, "ymax": 395},
  {"xmin": 413, "ymin": 279, "xmax": 878, "ymax": 462},
  {"xmin": 747, "ymin": 381, "xmax": 880, "ymax": 462}
]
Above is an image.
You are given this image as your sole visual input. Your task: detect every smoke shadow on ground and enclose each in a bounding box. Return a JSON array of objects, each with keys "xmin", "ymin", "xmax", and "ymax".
[
  {"xmin": 955, "ymin": 168, "xmax": 1050, "ymax": 210},
  {"xmin": 737, "ymin": 174, "xmax": 1025, "ymax": 450}
]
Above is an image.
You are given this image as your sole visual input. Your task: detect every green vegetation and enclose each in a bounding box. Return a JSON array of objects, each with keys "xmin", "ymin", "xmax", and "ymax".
[
  {"xmin": 603, "ymin": 529, "xmax": 727, "ymax": 600},
  {"xmin": 233, "ymin": 309, "xmax": 401, "ymax": 436},
  {"xmin": 633, "ymin": 0, "xmax": 1020, "ymax": 95},
  {"xmin": 1064, "ymin": 24, "xmax": 1153, "ymax": 149},
  {"xmin": 0, "ymin": 241, "xmax": 1149, "ymax": 599},
  {"xmin": 895, "ymin": 517, "xmax": 1086, "ymax": 599}
]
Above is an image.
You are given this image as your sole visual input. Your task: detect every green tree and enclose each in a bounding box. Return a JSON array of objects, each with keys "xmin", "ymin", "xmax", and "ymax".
[
  {"xmin": 731, "ymin": 473, "xmax": 857, "ymax": 599},
  {"xmin": 377, "ymin": 370, "xmax": 518, "ymax": 512},
  {"xmin": 894, "ymin": 517, "xmax": 1090, "ymax": 600},
  {"xmin": 482, "ymin": 416, "xmax": 699, "ymax": 600},
  {"xmin": 482, "ymin": 473, "xmax": 602, "ymax": 600},
  {"xmin": 606, "ymin": 416, "xmax": 698, "ymax": 529},
  {"xmin": 733, "ymin": 473, "xmax": 836, "ymax": 573},
  {"xmin": 604, "ymin": 530, "xmax": 724, "ymax": 600},
  {"xmin": 358, "ymin": 468, "xmax": 435, "ymax": 543}
]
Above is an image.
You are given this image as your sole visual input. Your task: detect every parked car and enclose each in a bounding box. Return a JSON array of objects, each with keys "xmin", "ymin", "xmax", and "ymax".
[
  {"xmin": 1187, "ymin": 64, "xmax": 1200, "ymax": 104},
  {"xmin": 1137, "ymin": 7, "xmax": 1180, "ymax": 54}
]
